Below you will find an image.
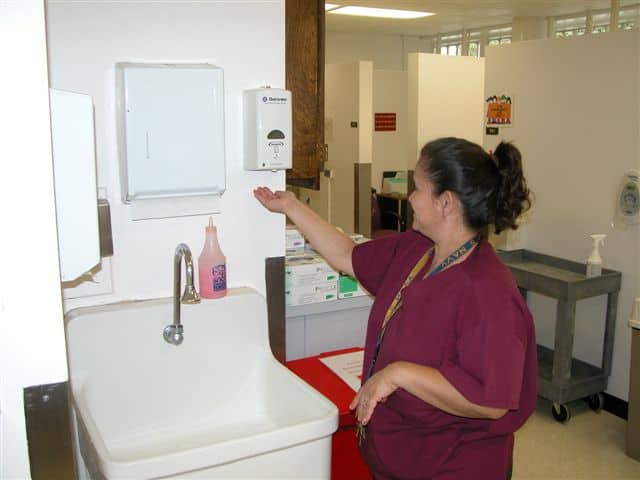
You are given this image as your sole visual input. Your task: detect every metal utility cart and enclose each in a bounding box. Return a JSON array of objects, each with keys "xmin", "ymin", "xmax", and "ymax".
[{"xmin": 497, "ymin": 249, "xmax": 622, "ymax": 423}]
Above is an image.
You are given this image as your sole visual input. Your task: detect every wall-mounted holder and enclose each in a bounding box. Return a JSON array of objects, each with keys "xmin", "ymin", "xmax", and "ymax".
[
  {"xmin": 97, "ymin": 198, "xmax": 113, "ymax": 257},
  {"xmin": 50, "ymin": 88, "xmax": 100, "ymax": 282},
  {"xmin": 116, "ymin": 63, "xmax": 226, "ymax": 220}
]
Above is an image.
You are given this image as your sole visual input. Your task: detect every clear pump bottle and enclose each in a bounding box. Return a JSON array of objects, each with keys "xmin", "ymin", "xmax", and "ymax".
[
  {"xmin": 198, "ymin": 217, "xmax": 227, "ymax": 299},
  {"xmin": 586, "ymin": 234, "xmax": 606, "ymax": 278}
]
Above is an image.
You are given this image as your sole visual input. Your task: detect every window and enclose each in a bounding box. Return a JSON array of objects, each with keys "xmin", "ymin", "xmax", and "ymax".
[
  {"xmin": 592, "ymin": 12, "xmax": 610, "ymax": 34},
  {"xmin": 468, "ymin": 41, "xmax": 480, "ymax": 57},
  {"xmin": 435, "ymin": 25, "xmax": 510, "ymax": 57},
  {"xmin": 553, "ymin": 5, "xmax": 639, "ymax": 38},
  {"xmin": 619, "ymin": 4, "xmax": 639, "ymax": 30},
  {"xmin": 554, "ymin": 15, "xmax": 587, "ymax": 38},
  {"xmin": 440, "ymin": 33, "xmax": 462, "ymax": 56},
  {"xmin": 487, "ymin": 26, "xmax": 512, "ymax": 46}
]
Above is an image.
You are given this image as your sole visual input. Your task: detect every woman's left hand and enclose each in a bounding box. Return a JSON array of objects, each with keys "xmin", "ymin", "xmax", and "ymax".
[{"xmin": 349, "ymin": 364, "xmax": 398, "ymax": 425}]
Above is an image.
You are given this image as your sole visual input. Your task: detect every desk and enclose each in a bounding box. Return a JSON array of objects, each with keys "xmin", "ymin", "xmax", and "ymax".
[
  {"xmin": 377, "ymin": 192, "xmax": 411, "ymax": 231},
  {"xmin": 287, "ymin": 348, "xmax": 370, "ymax": 480}
]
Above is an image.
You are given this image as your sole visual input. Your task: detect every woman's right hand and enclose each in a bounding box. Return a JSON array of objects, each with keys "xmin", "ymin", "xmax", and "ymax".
[{"xmin": 253, "ymin": 186, "xmax": 297, "ymax": 214}]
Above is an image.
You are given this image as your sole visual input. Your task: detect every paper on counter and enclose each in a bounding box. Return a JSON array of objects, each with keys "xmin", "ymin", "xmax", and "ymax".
[{"xmin": 319, "ymin": 350, "xmax": 364, "ymax": 392}]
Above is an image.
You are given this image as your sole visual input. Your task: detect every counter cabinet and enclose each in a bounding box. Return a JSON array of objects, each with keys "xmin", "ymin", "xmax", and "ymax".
[{"xmin": 285, "ymin": 295, "xmax": 373, "ymax": 361}]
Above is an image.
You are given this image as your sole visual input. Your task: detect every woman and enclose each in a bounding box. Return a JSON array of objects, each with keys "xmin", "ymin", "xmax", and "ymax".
[{"xmin": 254, "ymin": 137, "xmax": 537, "ymax": 480}]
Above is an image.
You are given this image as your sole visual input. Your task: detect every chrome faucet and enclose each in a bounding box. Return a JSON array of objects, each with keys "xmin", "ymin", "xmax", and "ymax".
[{"xmin": 163, "ymin": 243, "xmax": 201, "ymax": 346}]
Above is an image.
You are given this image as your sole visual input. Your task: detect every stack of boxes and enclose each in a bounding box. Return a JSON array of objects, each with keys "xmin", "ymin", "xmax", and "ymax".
[
  {"xmin": 285, "ymin": 252, "xmax": 339, "ymax": 306},
  {"xmin": 285, "ymin": 227, "xmax": 370, "ymax": 306}
]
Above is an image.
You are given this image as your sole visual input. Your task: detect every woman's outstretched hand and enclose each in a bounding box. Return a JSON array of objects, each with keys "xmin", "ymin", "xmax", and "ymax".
[{"xmin": 253, "ymin": 187, "xmax": 297, "ymax": 214}]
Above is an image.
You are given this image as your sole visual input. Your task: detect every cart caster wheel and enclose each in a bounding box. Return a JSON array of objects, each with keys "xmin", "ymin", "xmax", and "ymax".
[
  {"xmin": 552, "ymin": 402, "xmax": 571, "ymax": 423},
  {"xmin": 586, "ymin": 393, "xmax": 604, "ymax": 413}
]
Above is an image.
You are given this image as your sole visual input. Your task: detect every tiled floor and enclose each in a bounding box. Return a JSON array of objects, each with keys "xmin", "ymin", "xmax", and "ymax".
[{"xmin": 512, "ymin": 399, "xmax": 640, "ymax": 479}]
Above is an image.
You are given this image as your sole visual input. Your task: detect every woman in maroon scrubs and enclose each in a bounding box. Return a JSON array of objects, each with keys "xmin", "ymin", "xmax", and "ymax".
[{"xmin": 254, "ymin": 137, "xmax": 536, "ymax": 480}]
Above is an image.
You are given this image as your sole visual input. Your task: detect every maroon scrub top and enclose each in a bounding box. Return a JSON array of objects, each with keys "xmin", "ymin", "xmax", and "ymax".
[{"xmin": 352, "ymin": 230, "xmax": 538, "ymax": 480}]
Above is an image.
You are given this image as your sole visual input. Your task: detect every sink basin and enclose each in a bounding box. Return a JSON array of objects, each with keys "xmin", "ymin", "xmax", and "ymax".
[{"xmin": 65, "ymin": 287, "xmax": 338, "ymax": 479}]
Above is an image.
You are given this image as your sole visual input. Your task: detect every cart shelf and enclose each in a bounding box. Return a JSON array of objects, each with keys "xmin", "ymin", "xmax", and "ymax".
[{"xmin": 497, "ymin": 249, "xmax": 622, "ymax": 423}]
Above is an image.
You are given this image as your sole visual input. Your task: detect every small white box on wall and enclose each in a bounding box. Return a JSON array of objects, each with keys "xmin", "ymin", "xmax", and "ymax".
[{"xmin": 243, "ymin": 88, "xmax": 292, "ymax": 170}]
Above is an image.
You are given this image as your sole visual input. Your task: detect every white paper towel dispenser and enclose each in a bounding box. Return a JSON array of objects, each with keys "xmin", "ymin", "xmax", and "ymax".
[
  {"xmin": 116, "ymin": 63, "xmax": 226, "ymax": 203},
  {"xmin": 49, "ymin": 88, "xmax": 100, "ymax": 282},
  {"xmin": 243, "ymin": 88, "xmax": 292, "ymax": 170}
]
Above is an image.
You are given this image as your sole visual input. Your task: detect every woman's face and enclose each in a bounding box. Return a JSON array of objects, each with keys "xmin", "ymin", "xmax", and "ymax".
[{"xmin": 408, "ymin": 164, "xmax": 442, "ymax": 236}]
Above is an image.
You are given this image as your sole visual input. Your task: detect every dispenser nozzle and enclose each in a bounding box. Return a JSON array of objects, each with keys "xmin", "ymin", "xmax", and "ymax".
[
  {"xmin": 590, "ymin": 233, "xmax": 606, "ymax": 248},
  {"xmin": 589, "ymin": 233, "xmax": 607, "ymax": 260}
]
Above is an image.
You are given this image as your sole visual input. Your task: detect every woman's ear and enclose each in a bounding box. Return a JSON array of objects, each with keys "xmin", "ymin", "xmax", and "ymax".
[{"xmin": 439, "ymin": 190, "xmax": 455, "ymax": 216}]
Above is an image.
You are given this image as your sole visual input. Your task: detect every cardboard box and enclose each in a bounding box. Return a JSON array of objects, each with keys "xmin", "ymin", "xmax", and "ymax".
[
  {"xmin": 285, "ymin": 253, "xmax": 339, "ymax": 297},
  {"xmin": 286, "ymin": 226, "xmax": 305, "ymax": 252},
  {"xmin": 285, "ymin": 253, "xmax": 337, "ymax": 276},
  {"xmin": 285, "ymin": 283, "xmax": 338, "ymax": 306}
]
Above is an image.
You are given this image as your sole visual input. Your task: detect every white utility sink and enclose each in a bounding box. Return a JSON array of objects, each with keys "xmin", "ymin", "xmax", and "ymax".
[{"xmin": 65, "ymin": 288, "xmax": 338, "ymax": 479}]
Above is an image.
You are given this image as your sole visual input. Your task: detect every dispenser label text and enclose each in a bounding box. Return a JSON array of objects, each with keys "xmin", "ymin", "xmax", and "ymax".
[{"xmin": 262, "ymin": 96, "xmax": 288, "ymax": 104}]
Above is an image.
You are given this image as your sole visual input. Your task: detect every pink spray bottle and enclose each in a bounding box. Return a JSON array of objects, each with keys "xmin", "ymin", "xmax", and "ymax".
[{"xmin": 198, "ymin": 216, "xmax": 227, "ymax": 299}]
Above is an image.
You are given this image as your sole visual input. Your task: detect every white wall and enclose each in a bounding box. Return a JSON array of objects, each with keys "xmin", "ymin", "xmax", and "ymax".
[
  {"xmin": 483, "ymin": 30, "xmax": 640, "ymax": 400},
  {"xmin": 47, "ymin": 1, "xmax": 286, "ymax": 310},
  {"xmin": 372, "ymin": 70, "xmax": 410, "ymax": 190},
  {"xmin": 0, "ymin": 2, "xmax": 286, "ymax": 477},
  {"xmin": 0, "ymin": 2, "xmax": 68, "ymax": 477},
  {"xmin": 408, "ymin": 53, "xmax": 485, "ymax": 160},
  {"xmin": 326, "ymin": 31, "xmax": 434, "ymax": 70},
  {"xmin": 324, "ymin": 61, "xmax": 373, "ymax": 233}
]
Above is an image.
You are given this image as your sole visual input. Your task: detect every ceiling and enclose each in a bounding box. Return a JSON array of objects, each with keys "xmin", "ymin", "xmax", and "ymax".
[{"xmin": 325, "ymin": 0, "xmax": 635, "ymax": 36}]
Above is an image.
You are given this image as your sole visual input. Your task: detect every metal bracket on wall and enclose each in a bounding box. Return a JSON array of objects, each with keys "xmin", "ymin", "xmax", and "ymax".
[
  {"xmin": 24, "ymin": 382, "xmax": 77, "ymax": 480},
  {"xmin": 98, "ymin": 198, "xmax": 113, "ymax": 257}
]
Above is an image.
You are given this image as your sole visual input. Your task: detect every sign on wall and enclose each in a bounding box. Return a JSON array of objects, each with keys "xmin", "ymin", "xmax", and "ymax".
[
  {"xmin": 485, "ymin": 94, "xmax": 513, "ymax": 127},
  {"xmin": 374, "ymin": 112, "xmax": 397, "ymax": 132}
]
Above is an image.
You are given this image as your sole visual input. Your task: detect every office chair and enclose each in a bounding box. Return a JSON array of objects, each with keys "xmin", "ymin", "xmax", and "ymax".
[{"xmin": 371, "ymin": 188, "xmax": 404, "ymax": 239}]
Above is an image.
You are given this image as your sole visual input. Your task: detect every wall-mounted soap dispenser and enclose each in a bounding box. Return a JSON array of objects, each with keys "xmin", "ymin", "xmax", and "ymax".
[{"xmin": 243, "ymin": 88, "xmax": 292, "ymax": 170}]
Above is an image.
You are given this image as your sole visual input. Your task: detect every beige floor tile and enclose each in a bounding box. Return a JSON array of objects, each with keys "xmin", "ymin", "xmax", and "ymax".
[{"xmin": 512, "ymin": 399, "xmax": 640, "ymax": 480}]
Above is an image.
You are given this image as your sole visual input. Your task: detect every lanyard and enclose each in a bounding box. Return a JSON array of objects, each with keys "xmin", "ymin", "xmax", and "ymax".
[{"xmin": 364, "ymin": 235, "xmax": 479, "ymax": 381}]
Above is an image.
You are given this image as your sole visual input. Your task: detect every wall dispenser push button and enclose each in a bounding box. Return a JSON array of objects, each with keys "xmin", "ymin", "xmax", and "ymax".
[{"xmin": 243, "ymin": 88, "xmax": 292, "ymax": 170}]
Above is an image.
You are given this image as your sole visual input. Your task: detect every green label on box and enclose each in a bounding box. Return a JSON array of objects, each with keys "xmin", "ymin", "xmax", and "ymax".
[{"xmin": 339, "ymin": 275, "xmax": 358, "ymax": 294}]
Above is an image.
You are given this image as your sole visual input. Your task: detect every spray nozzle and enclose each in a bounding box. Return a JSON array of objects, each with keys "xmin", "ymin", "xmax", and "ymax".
[
  {"xmin": 206, "ymin": 216, "xmax": 216, "ymax": 231},
  {"xmin": 588, "ymin": 234, "xmax": 607, "ymax": 262},
  {"xmin": 591, "ymin": 234, "xmax": 606, "ymax": 247}
]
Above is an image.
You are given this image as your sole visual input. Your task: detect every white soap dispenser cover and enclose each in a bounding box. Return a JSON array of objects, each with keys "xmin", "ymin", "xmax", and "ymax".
[{"xmin": 586, "ymin": 234, "xmax": 606, "ymax": 278}]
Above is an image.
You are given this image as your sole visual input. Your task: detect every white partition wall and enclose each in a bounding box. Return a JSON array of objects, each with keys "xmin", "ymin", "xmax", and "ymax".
[
  {"xmin": 1, "ymin": 2, "xmax": 67, "ymax": 478},
  {"xmin": 372, "ymin": 70, "xmax": 410, "ymax": 190},
  {"xmin": 408, "ymin": 53, "xmax": 485, "ymax": 160},
  {"xmin": 483, "ymin": 30, "xmax": 640, "ymax": 400},
  {"xmin": 309, "ymin": 61, "xmax": 373, "ymax": 234}
]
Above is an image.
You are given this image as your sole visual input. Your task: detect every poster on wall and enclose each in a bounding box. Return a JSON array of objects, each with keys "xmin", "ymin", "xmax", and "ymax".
[
  {"xmin": 485, "ymin": 94, "xmax": 513, "ymax": 127},
  {"xmin": 374, "ymin": 112, "xmax": 397, "ymax": 132}
]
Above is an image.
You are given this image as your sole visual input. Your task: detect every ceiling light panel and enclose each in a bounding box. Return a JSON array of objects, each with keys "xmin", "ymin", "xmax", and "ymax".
[{"xmin": 329, "ymin": 6, "xmax": 435, "ymax": 20}]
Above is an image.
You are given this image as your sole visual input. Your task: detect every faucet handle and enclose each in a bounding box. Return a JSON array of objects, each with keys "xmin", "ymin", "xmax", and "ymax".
[{"xmin": 182, "ymin": 285, "xmax": 201, "ymax": 304}]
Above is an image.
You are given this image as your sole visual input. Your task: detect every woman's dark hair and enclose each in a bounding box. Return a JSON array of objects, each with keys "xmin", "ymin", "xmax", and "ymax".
[{"xmin": 418, "ymin": 137, "xmax": 531, "ymax": 234}]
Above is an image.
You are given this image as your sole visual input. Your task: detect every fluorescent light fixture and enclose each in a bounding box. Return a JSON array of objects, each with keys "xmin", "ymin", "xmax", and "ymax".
[
  {"xmin": 329, "ymin": 6, "xmax": 435, "ymax": 19},
  {"xmin": 325, "ymin": 3, "xmax": 340, "ymax": 10}
]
